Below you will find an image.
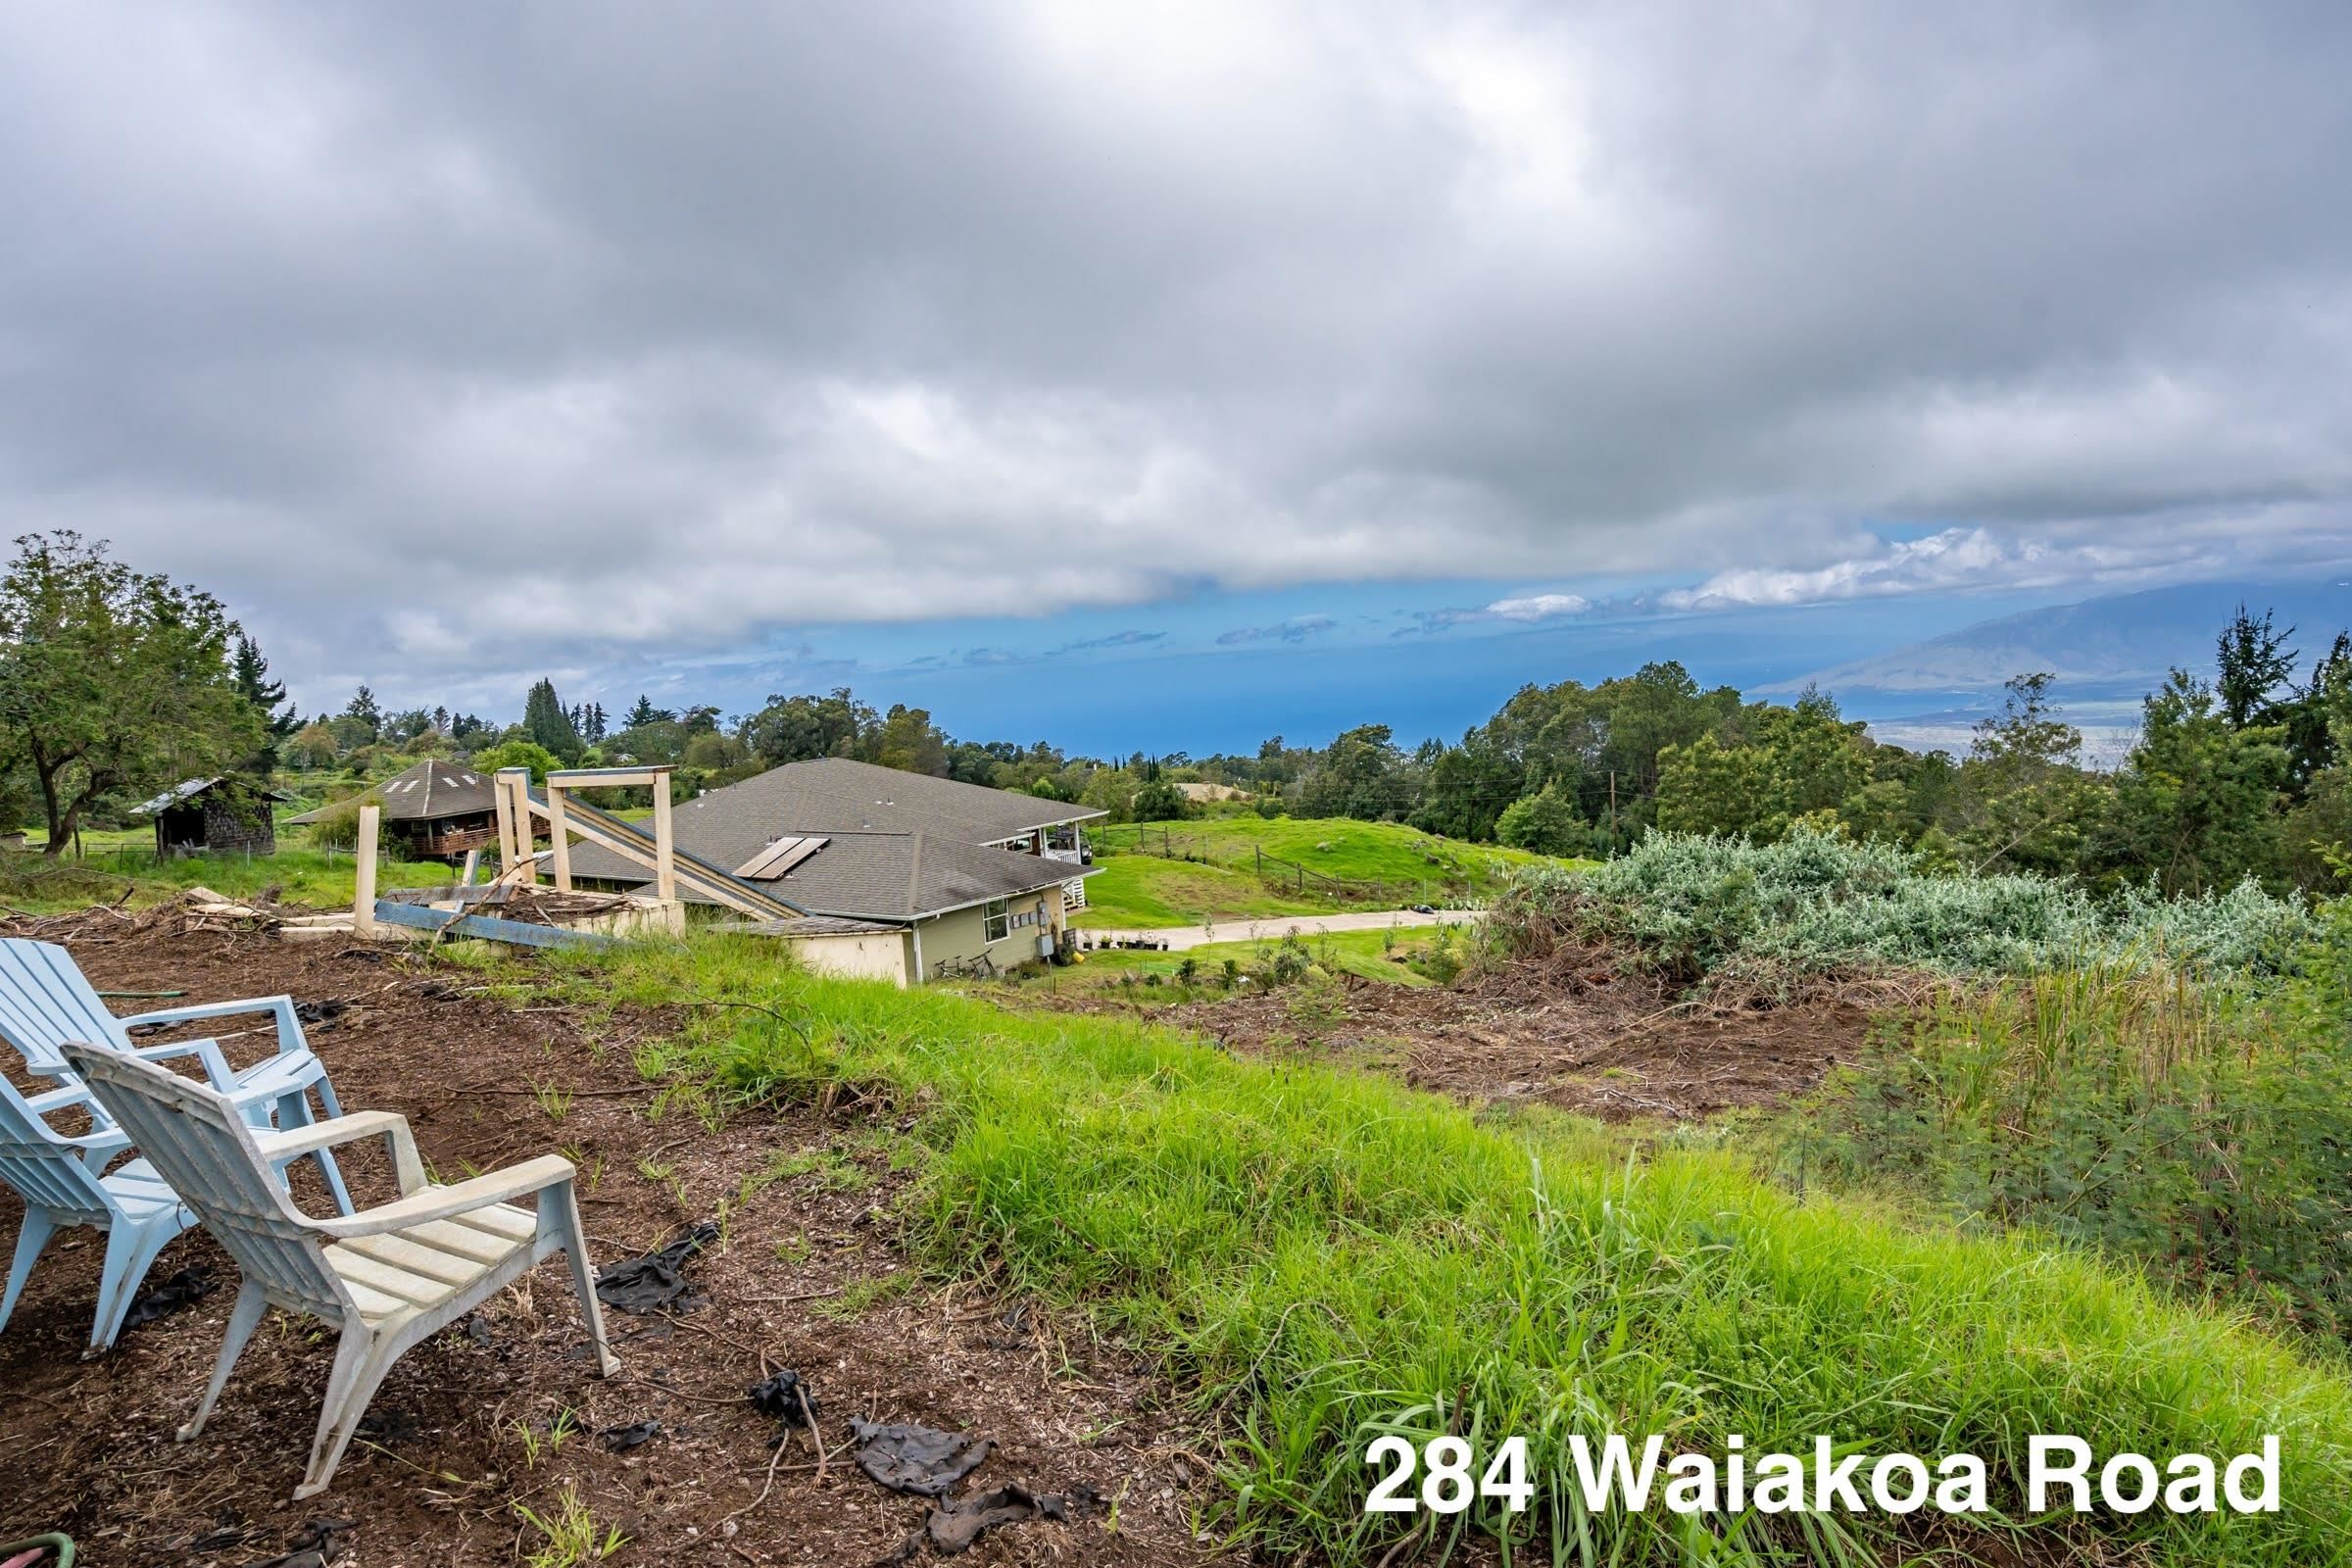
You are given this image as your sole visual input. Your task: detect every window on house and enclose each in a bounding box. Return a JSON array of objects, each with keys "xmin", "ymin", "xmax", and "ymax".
[{"xmin": 984, "ymin": 899, "xmax": 1009, "ymax": 942}]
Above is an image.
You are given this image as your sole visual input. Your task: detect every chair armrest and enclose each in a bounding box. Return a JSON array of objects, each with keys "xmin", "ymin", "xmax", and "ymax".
[
  {"xmin": 121, "ymin": 1037, "xmax": 240, "ymax": 1088},
  {"xmin": 25, "ymin": 1081, "xmax": 97, "ymax": 1115},
  {"xmin": 253, "ymin": 1109, "xmax": 424, "ymax": 1192},
  {"xmin": 313, "ymin": 1154, "xmax": 576, "ymax": 1239},
  {"xmin": 122, "ymin": 995, "xmax": 307, "ymax": 1057}
]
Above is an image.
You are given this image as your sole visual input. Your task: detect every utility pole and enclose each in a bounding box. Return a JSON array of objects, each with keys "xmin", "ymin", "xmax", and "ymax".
[{"xmin": 1608, "ymin": 770, "xmax": 1617, "ymax": 850}]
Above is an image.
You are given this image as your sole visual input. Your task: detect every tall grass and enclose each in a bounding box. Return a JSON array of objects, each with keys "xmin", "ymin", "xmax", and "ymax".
[
  {"xmin": 523, "ymin": 935, "xmax": 2352, "ymax": 1564},
  {"xmin": 1797, "ymin": 907, "xmax": 2352, "ymax": 1343}
]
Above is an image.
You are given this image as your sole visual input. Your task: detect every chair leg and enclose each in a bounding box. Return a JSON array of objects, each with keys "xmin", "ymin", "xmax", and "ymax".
[
  {"xmin": 296, "ymin": 1320, "xmax": 394, "ymax": 1499},
  {"xmin": 552, "ymin": 1180, "xmax": 619, "ymax": 1376},
  {"xmin": 86, "ymin": 1214, "xmax": 181, "ymax": 1355},
  {"xmin": 0, "ymin": 1208, "xmax": 60, "ymax": 1334},
  {"xmin": 179, "ymin": 1278, "xmax": 269, "ymax": 1440}
]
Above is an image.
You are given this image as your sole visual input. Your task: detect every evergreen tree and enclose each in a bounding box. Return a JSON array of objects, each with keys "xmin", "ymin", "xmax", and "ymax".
[
  {"xmin": 2217, "ymin": 604, "xmax": 2297, "ymax": 729},
  {"xmin": 341, "ymin": 684, "xmax": 383, "ymax": 744},
  {"xmin": 624, "ymin": 694, "xmax": 671, "ymax": 730},
  {"xmin": 522, "ymin": 677, "xmax": 586, "ymax": 763},
  {"xmin": 231, "ymin": 634, "xmax": 298, "ymax": 740},
  {"xmin": 2113, "ymin": 668, "xmax": 2288, "ymax": 894}
]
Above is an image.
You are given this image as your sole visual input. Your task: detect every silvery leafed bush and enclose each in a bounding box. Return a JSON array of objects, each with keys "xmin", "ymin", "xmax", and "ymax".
[{"xmin": 1498, "ymin": 825, "xmax": 2316, "ymax": 983}]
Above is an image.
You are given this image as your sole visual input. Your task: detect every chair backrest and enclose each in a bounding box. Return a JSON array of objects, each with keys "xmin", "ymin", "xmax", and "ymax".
[
  {"xmin": 0, "ymin": 1074, "xmax": 112, "ymax": 1224},
  {"xmin": 62, "ymin": 1041, "xmax": 349, "ymax": 1319},
  {"xmin": 0, "ymin": 940, "xmax": 133, "ymax": 1072}
]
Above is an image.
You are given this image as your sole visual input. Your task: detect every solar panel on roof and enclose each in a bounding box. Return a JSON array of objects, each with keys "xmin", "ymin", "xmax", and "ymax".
[{"xmin": 735, "ymin": 835, "xmax": 828, "ymax": 880}]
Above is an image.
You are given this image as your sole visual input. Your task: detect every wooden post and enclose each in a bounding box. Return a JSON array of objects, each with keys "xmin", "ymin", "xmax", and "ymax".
[
  {"xmin": 354, "ymin": 806, "xmax": 379, "ymax": 938},
  {"xmin": 495, "ymin": 768, "xmax": 521, "ymax": 878},
  {"xmin": 459, "ymin": 848, "xmax": 480, "ymax": 887},
  {"xmin": 547, "ymin": 781, "xmax": 573, "ymax": 892},
  {"xmin": 651, "ymin": 773, "xmax": 677, "ymax": 904}
]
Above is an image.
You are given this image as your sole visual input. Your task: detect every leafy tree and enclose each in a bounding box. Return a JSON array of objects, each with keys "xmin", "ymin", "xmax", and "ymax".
[
  {"xmin": 2217, "ymin": 604, "xmax": 2297, "ymax": 729},
  {"xmin": 0, "ymin": 531, "xmax": 263, "ymax": 854},
  {"xmin": 1655, "ymin": 734, "xmax": 1778, "ymax": 836},
  {"xmin": 1955, "ymin": 673, "xmax": 2101, "ymax": 876},
  {"xmin": 521, "ymin": 677, "xmax": 585, "ymax": 763},
  {"xmin": 1131, "ymin": 778, "xmax": 1192, "ymax": 821},
  {"xmin": 468, "ymin": 737, "xmax": 563, "ymax": 783},
  {"xmin": 1412, "ymin": 733, "xmax": 1523, "ymax": 841},
  {"xmin": 741, "ymin": 688, "xmax": 873, "ymax": 765},
  {"xmin": 871, "ymin": 704, "xmax": 949, "ymax": 776},
  {"xmin": 2111, "ymin": 668, "xmax": 2288, "ymax": 894},
  {"xmin": 1494, "ymin": 782, "xmax": 1583, "ymax": 855},
  {"xmin": 1297, "ymin": 723, "xmax": 1415, "ymax": 820},
  {"xmin": 383, "ymin": 708, "xmax": 433, "ymax": 745},
  {"xmin": 286, "ymin": 720, "xmax": 339, "ymax": 771}
]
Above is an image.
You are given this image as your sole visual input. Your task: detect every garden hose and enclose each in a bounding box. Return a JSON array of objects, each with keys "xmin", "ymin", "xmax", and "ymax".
[{"xmin": 0, "ymin": 1537, "xmax": 74, "ymax": 1568}]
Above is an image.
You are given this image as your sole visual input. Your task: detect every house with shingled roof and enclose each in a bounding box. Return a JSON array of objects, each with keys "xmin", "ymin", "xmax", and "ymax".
[
  {"xmin": 285, "ymin": 759, "xmax": 500, "ymax": 860},
  {"xmin": 565, "ymin": 758, "xmax": 1104, "ymax": 983}
]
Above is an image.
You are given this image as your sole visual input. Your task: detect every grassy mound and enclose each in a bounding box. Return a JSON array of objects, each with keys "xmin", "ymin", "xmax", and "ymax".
[{"xmin": 533, "ymin": 935, "xmax": 2352, "ymax": 1565}]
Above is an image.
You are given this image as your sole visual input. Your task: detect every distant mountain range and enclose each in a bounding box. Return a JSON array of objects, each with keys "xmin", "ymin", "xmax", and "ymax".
[
  {"xmin": 1770, "ymin": 580, "xmax": 2352, "ymax": 704},
  {"xmin": 1766, "ymin": 580, "xmax": 2352, "ymax": 761}
]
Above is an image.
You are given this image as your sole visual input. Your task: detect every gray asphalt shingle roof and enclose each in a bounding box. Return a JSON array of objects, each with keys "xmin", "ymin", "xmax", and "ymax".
[
  {"xmin": 563, "ymin": 759, "xmax": 1099, "ymax": 922},
  {"xmin": 667, "ymin": 757, "xmax": 1101, "ymax": 843}
]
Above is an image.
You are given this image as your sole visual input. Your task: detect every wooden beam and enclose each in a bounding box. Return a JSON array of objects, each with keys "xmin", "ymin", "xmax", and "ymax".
[
  {"xmin": 544, "ymin": 765, "xmax": 673, "ymax": 788},
  {"xmin": 652, "ymin": 779, "xmax": 677, "ymax": 904},
  {"xmin": 547, "ymin": 781, "xmax": 573, "ymax": 892},
  {"xmin": 354, "ymin": 805, "xmax": 380, "ymax": 938},
  {"xmin": 495, "ymin": 767, "xmax": 537, "ymax": 886}
]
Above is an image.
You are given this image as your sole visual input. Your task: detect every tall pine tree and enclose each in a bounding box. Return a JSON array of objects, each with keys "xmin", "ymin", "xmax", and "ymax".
[{"xmin": 523, "ymin": 677, "xmax": 586, "ymax": 763}]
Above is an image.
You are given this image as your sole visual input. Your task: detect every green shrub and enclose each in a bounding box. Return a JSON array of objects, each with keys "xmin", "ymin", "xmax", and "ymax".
[{"xmin": 1497, "ymin": 825, "xmax": 2314, "ymax": 989}]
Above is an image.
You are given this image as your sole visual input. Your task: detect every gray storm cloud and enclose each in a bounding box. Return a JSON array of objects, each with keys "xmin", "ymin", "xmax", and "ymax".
[{"xmin": 1, "ymin": 1, "xmax": 2348, "ymax": 706}]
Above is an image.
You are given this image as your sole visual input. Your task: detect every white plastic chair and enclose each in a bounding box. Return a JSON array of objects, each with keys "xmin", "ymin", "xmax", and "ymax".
[
  {"xmin": 0, "ymin": 1072, "xmax": 189, "ymax": 1352},
  {"xmin": 0, "ymin": 1068, "xmax": 337, "ymax": 1353},
  {"xmin": 0, "ymin": 939, "xmax": 354, "ymax": 1213},
  {"xmin": 64, "ymin": 1040, "xmax": 618, "ymax": 1498}
]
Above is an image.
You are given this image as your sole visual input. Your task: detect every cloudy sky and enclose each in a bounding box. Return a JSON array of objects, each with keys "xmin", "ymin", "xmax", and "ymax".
[{"xmin": 3, "ymin": 2, "xmax": 2348, "ymax": 750}]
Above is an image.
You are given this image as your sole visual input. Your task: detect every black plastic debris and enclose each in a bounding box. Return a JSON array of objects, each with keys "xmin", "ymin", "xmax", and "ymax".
[
  {"xmin": 356, "ymin": 1408, "xmax": 418, "ymax": 1445},
  {"xmin": 599, "ymin": 1420, "xmax": 662, "ymax": 1451},
  {"xmin": 746, "ymin": 1368, "xmax": 820, "ymax": 1428},
  {"xmin": 122, "ymin": 1264, "xmax": 216, "ymax": 1330},
  {"xmin": 924, "ymin": 1487, "xmax": 1069, "ymax": 1555},
  {"xmin": 850, "ymin": 1418, "xmax": 992, "ymax": 1497},
  {"xmin": 464, "ymin": 1314, "xmax": 496, "ymax": 1347},
  {"xmin": 245, "ymin": 1518, "xmax": 352, "ymax": 1568},
  {"xmin": 595, "ymin": 1220, "xmax": 719, "ymax": 1314},
  {"xmin": 292, "ymin": 999, "xmax": 350, "ymax": 1028}
]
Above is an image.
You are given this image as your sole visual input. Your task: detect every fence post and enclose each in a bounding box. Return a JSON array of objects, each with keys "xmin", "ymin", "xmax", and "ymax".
[{"xmin": 353, "ymin": 805, "xmax": 380, "ymax": 939}]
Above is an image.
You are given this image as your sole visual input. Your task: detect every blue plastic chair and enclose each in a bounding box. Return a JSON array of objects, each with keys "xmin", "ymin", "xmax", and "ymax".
[
  {"xmin": 0, "ymin": 1068, "xmax": 324, "ymax": 1354},
  {"xmin": 0, "ymin": 939, "xmax": 352, "ymax": 1213}
]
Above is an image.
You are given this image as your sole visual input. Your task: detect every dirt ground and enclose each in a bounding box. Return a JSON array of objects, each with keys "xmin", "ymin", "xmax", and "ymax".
[
  {"xmin": 0, "ymin": 914, "xmax": 1219, "ymax": 1568},
  {"xmin": 1032, "ymin": 944, "xmax": 1876, "ymax": 1123}
]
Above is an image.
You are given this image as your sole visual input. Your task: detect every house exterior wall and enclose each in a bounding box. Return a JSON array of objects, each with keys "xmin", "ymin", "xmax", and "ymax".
[
  {"xmin": 155, "ymin": 794, "xmax": 276, "ymax": 856},
  {"xmin": 914, "ymin": 888, "xmax": 1060, "ymax": 979},
  {"xmin": 782, "ymin": 930, "xmax": 912, "ymax": 986}
]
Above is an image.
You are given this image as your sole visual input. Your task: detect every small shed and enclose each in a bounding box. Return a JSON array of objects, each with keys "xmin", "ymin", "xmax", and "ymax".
[
  {"xmin": 286, "ymin": 759, "xmax": 500, "ymax": 860},
  {"xmin": 132, "ymin": 777, "xmax": 287, "ymax": 858}
]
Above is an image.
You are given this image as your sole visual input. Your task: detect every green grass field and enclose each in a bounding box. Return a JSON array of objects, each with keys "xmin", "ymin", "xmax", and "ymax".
[
  {"xmin": 2, "ymin": 844, "xmax": 456, "ymax": 913},
  {"xmin": 1071, "ymin": 855, "xmax": 1333, "ymax": 928},
  {"xmin": 1035, "ymin": 924, "xmax": 1454, "ymax": 1000},
  {"xmin": 501, "ymin": 932, "xmax": 2352, "ymax": 1565},
  {"xmin": 1077, "ymin": 815, "xmax": 1586, "ymax": 928}
]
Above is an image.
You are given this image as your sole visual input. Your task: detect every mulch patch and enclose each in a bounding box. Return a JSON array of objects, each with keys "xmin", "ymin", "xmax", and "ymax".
[{"xmin": 0, "ymin": 917, "xmax": 1218, "ymax": 1568}]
